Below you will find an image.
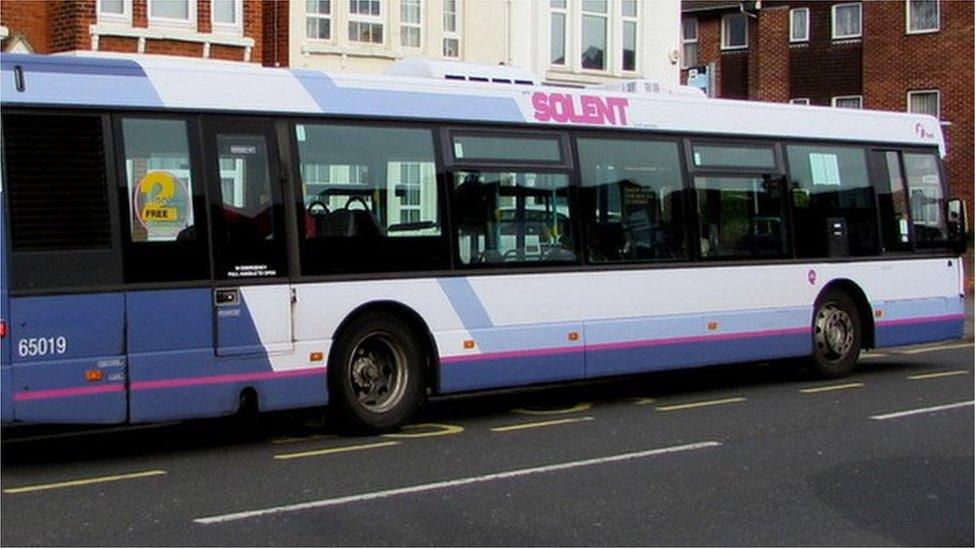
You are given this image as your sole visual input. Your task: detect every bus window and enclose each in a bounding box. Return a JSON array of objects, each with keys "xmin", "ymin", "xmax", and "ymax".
[
  {"xmin": 577, "ymin": 137, "xmax": 687, "ymax": 263},
  {"xmin": 294, "ymin": 123, "xmax": 448, "ymax": 275},
  {"xmin": 873, "ymin": 150, "xmax": 913, "ymax": 253},
  {"xmin": 119, "ymin": 118, "xmax": 210, "ymax": 283},
  {"xmin": 691, "ymin": 143, "xmax": 777, "ymax": 170},
  {"xmin": 786, "ymin": 145, "xmax": 878, "ymax": 257},
  {"xmin": 3, "ymin": 113, "xmax": 122, "ymax": 291},
  {"xmin": 695, "ymin": 175, "xmax": 788, "ymax": 259},
  {"xmin": 451, "ymin": 133, "xmax": 565, "ymax": 164},
  {"xmin": 903, "ymin": 152, "xmax": 949, "ymax": 247},
  {"xmin": 454, "ymin": 171, "xmax": 575, "ymax": 265}
]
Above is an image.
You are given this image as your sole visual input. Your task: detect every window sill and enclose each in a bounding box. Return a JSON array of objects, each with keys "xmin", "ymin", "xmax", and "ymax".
[
  {"xmin": 830, "ymin": 36, "xmax": 862, "ymax": 43},
  {"xmin": 89, "ymin": 23, "xmax": 254, "ymax": 59},
  {"xmin": 301, "ymin": 40, "xmax": 400, "ymax": 59},
  {"xmin": 720, "ymin": 46, "xmax": 748, "ymax": 52},
  {"xmin": 906, "ymin": 28, "xmax": 940, "ymax": 35}
]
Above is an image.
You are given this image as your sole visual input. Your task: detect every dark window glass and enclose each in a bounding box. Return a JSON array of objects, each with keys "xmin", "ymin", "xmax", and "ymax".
[
  {"xmin": 454, "ymin": 171, "xmax": 575, "ymax": 265},
  {"xmin": 622, "ymin": 20, "xmax": 637, "ymax": 71},
  {"xmin": 550, "ymin": 12, "xmax": 566, "ymax": 64},
  {"xmin": 874, "ymin": 151, "xmax": 912, "ymax": 252},
  {"xmin": 692, "ymin": 143, "xmax": 776, "ymax": 170},
  {"xmin": 295, "ymin": 124, "xmax": 448, "ymax": 275},
  {"xmin": 696, "ymin": 175, "xmax": 788, "ymax": 259},
  {"xmin": 904, "ymin": 152, "xmax": 948, "ymax": 246},
  {"xmin": 3, "ymin": 113, "xmax": 122, "ymax": 291},
  {"xmin": 786, "ymin": 145, "xmax": 878, "ymax": 257},
  {"xmin": 120, "ymin": 117, "xmax": 209, "ymax": 282},
  {"xmin": 452, "ymin": 134, "xmax": 563, "ymax": 164},
  {"xmin": 578, "ymin": 138, "xmax": 687, "ymax": 263},
  {"xmin": 212, "ymin": 131, "xmax": 286, "ymax": 279}
]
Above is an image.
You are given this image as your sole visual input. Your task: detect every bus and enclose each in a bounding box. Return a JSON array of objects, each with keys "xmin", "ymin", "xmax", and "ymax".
[{"xmin": 0, "ymin": 53, "xmax": 968, "ymax": 432}]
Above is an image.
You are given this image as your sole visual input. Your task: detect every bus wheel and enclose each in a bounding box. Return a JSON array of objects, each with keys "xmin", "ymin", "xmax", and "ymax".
[
  {"xmin": 809, "ymin": 290, "xmax": 861, "ymax": 379},
  {"xmin": 329, "ymin": 312, "xmax": 423, "ymax": 433}
]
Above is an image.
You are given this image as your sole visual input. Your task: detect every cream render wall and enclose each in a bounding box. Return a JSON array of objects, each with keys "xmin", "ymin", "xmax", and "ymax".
[{"xmin": 289, "ymin": 0, "xmax": 680, "ymax": 86}]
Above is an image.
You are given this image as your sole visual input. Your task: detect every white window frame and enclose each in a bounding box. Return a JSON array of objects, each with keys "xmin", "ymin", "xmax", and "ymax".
[
  {"xmin": 906, "ymin": 0, "xmax": 940, "ymax": 34},
  {"xmin": 790, "ymin": 7, "xmax": 810, "ymax": 42},
  {"xmin": 147, "ymin": 0, "xmax": 197, "ymax": 30},
  {"xmin": 306, "ymin": 0, "xmax": 333, "ymax": 42},
  {"xmin": 550, "ymin": 0, "xmax": 568, "ymax": 66},
  {"xmin": 831, "ymin": 95, "xmax": 863, "ymax": 109},
  {"xmin": 907, "ymin": 89, "xmax": 940, "ymax": 117},
  {"xmin": 442, "ymin": 0, "xmax": 460, "ymax": 59},
  {"xmin": 97, "ymin": 0, "xmax": 132, "ymax": 25},
  {"xmin": 348, "ymin": 0, "xmax": 384, "ymax": 44},
  {"xmin": 211, "ymin": 0, "xmax": 243, "ymax": 35},
  {"xmin": 789, "ymin": 98, "xmax": 810, "ymax": 105},
  {"xmin": 831, "ymin": 3, "xmax": 862, "ymax": 40},
  {"xmin": 400, "ymin": 0, "xmax": 422, "ymax": 49},
  {"xmin": 681, "ymin": 18, "xmax": 699, "ymax": 69},
  {"xmin": 620, "ymin": 0, "xmax": 639, "ymax": 73},
  {"xmin": 580, "ymin": 0, "xmax": 610, "ymax": 71},
  {"xmin": 721, "ymin": 13, "xmax": 748, "ymax": 50}
]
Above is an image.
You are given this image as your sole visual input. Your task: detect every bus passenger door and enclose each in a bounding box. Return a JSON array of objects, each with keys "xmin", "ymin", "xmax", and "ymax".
[{"xmin": 203, "ymin": 120, "xmax": 293, "ymax": 358}]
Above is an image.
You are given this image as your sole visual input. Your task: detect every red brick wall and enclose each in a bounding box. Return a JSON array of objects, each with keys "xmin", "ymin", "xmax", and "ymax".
[
  {"xmin": 2, "ymin": 0, "xmax": 263, "ymax": 64},
  {"xmin": 0, "ymin": 0, "xmax": 52, "ymax": 52},
  {"xmin": 863, "ymin": 0, "xmax": 974, "ymax": 233},
  {"xmin": 261, "ymin": 0, "xmax": 289, "ymax": 67},
  {"xmin": 783, "ymin": 1, "xmax": 862, "ymax": 105},
  {"xmin": 752, "ymin": 6, "xmax": 789, "ymax": 102}
]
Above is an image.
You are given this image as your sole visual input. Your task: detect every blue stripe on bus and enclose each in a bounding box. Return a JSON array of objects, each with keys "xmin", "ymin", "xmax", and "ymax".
[
  {"xmin": 0, "ymin": 55, "xmax": 163, "ymax": 108},
  {"xmin": 292, "ymin": 69, "xmax": 526, "ymax": 122},
  {"xmin": 437, "ymin": 278, "xmax": 494, "ymax": 329}
]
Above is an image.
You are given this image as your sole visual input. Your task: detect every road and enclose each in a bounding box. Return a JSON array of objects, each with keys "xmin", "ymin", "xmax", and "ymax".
[{"xmin": 1, "ymin": 340, "xmax": 973, "ymax": 546}]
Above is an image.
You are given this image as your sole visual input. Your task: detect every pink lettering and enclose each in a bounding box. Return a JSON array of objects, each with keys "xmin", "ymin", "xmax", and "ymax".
[{"xmin": 530, "ymin": 92, "xmax": 631, "ymax": 126}]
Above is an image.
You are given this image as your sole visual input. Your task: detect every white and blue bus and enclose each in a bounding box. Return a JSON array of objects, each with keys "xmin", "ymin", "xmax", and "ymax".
[{"xmin": 0, "ymin": 53, "xmax": 967, "ymax": 431}]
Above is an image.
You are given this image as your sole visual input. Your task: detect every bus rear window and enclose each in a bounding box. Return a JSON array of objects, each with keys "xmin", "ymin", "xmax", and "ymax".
[{"xmin": 903, "ymin": 152, "xmax": 948, "ymax": 246}]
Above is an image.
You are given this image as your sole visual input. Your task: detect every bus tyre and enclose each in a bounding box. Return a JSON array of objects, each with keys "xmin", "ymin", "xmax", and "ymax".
[
  {"xmin": 328, "ymin": 313, "xmax": 424, "ymax": 433},
  {"xmin": 809, "ymin": 290, "xmax": 861, "ymax": 379}
]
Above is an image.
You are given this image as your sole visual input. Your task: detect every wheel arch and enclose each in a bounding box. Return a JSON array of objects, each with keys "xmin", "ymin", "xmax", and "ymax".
[
  {"xmin": 815, "ymin": 279, "xmax": 875, "ymax": 349},
  {"xmin": 329, "ymin": 300, "xmax": 441, "ymax": 394}
]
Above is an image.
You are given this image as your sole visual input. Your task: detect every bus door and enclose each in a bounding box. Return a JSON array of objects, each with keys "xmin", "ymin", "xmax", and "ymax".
[{"xmin": 202, "ymin": 120, "xmax": 293, "ymax": 358}]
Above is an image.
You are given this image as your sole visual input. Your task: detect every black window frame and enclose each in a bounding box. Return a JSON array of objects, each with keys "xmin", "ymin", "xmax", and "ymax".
[{"xmin": 686, "ymin": 139, "xmax": 783, "ymax": 174}]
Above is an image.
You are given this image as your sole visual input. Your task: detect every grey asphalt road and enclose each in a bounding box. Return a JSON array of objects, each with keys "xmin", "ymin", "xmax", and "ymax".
[{"xmin": 1, "ymin": 339, "xmax": 973, "ymax": 547}]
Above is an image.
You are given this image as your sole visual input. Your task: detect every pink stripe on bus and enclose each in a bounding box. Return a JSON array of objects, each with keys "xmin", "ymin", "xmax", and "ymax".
[
  {"xmin": 13, "ymin": 383, "xmax": 126, "ymax": 402},
  {"xmin": 876, "ymin": 313, "xmax": 965, "ymax": 327},
  {"xmin": 130, "ymin": 367, "xmax": 324, "ymax": 391}
]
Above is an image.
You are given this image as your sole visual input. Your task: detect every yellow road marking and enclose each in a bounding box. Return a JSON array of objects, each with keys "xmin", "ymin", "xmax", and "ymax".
[
  {"xmin": 490, "ymin": 416, "xmax": 594, "ymax": 432},
  {"xmin": 861, "ymin": 352, "xmax": 888, "ymax": 358},
  {"xmin": 800, "ymin": 382, "xmax": 865, "ymax": 394},
  {"xmin": 655, "ymin": 397, "xmax": 746, "ymax": 411},
  {"xmin": 269, "ymin": 434, "xmax": 337, "ymax": 445},
  {"xmin": 907, "ymin": 370, "xmax": 970, "ymax": 380},
  {"xmin": 381, "ymin": 423, "xmax": 465, "ymax": 438},
  {"xmin": 511, "ymin": 402, "xmax": 593, "ymax": 416},
  {"xmin": 3, "ymin": 470, "xmax": 166, "ymax": 494},
  {"xmin": 630, "ymin": 397, "xmax": 657, "ymax": 406},
  {"xmin": 902, "ymin": 343, "xmax": 974, "ymax": 355},
  {"xmin": 274, "ymin": 441, "xmax": 399, "ymax": 460}
]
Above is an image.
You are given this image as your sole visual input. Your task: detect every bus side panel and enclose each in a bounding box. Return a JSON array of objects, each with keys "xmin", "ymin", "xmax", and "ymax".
[
  {"xmin": 127, "ymin": 288, "xmax": 327, "ymax": 423},
  {"xmin": 583, "ymin": 307, "xmax": 812, "ymax": 378},
  {"xmin": 0, "ymin": 188, "xmax": 11, "ymax": 422},
  {"xmin": 9, "ymin": 294, "xmax": 127, "ymax": 423},
  {"xmin": 873, "ymin": 295, "xmax": 965, "ymax": 348}
]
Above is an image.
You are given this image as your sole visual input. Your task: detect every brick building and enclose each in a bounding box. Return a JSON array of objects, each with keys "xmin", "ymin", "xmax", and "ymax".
[
  {"xmin": 0, "ymin": 0, "xmax": 270, "ymax": 64},
  {"xmin": 681, "ymin": 0, "xmax": 973, "ymax": 233}
]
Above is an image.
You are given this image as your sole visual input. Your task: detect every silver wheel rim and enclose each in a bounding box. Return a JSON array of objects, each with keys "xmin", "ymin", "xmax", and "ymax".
[
  {"xmin": 348, "ymin": 332, "xmax": 409, "ymax": 414},
  {"xmin": 814, "ymin": 303, "xmax": 855, "ymax": 361}
]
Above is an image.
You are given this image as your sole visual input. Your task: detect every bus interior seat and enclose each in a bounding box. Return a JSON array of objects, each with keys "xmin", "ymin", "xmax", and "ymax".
[{"xmin": 318, "ymin": 208, "xmax": 383, "ymax": 238}]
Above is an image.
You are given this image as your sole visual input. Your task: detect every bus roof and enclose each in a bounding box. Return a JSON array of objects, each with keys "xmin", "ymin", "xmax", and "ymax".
[{"xmin": 0, "ymin": 52, "xmax": 945, "ymax": 154}]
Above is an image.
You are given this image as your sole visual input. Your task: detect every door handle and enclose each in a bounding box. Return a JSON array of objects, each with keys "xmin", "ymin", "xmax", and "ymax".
[{"xmin": 214, "ymin": 289, "xmax": 239, "ymax": 306}]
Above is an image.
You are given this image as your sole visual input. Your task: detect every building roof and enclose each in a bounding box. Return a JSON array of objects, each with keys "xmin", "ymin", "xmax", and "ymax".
[{"xmin": 681, "ymin": 1, "xmax": 745, "ymax": 14}]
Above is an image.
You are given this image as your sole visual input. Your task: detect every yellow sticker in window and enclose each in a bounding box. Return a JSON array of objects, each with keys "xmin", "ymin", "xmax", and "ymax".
[{"xmin": 133, "ymin": 170, "xmax": 192, "ymax": 241}]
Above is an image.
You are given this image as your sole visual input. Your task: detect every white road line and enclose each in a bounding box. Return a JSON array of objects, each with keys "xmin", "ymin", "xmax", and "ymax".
[
  {"xmin": 1, "ymin": 422, "xmax": 181, "ymax": 445},
  {"xmin": 870, "ymin": 401, "xmax": 974, "ymax": 421},
  {"xmin": 902, "ymin": 342, "xmax": 974, "ymax": 355},
  {"xmin": 194, "ymin": 441, "xmax": 722, "ymax": 525}
]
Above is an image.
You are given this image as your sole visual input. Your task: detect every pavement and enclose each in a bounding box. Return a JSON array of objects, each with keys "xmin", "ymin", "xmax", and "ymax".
[{"xmin": 0, "ymin": 298, "xmax": 972, "ymax": 546}]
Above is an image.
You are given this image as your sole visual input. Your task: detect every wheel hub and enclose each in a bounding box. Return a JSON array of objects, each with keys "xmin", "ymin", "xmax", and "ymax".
[
  {"xmin": 347, "ymin": 333, "xmax": 409, "ymax": 413},
  {"xmin": 815, "ymin": 304, "xmax": 854, "ymax": 360}
]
